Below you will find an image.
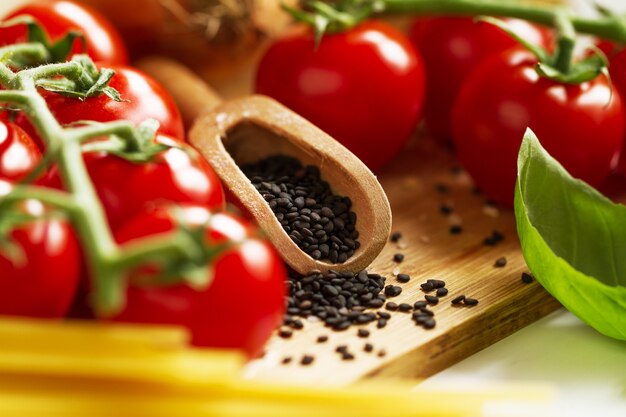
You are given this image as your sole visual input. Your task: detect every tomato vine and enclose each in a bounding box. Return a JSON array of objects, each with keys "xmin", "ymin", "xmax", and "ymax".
[{"xmin": 0, "ymin": 43, "xmax": 222, "ymax": 316}]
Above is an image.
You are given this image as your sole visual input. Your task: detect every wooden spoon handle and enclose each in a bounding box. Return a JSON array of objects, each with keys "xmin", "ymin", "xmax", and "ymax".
[{"xmin": 135, "ymin": 56, "xmax": 223, "ymax": 128}]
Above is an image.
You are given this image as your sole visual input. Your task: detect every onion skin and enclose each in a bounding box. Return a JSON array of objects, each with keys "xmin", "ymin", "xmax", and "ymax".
[{"xmin": 76, "ymin": 0, "xmax": 295, "ymax": 73}]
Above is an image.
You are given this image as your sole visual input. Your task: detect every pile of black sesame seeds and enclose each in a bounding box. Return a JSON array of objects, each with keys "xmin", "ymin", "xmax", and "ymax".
[
  {"xmin": 242, "ymin": 155, "xmax": 359, "ymax": 264},
  {"xmin": 285, "ymin": 269, "xmax": 390, "ymax": 331}
]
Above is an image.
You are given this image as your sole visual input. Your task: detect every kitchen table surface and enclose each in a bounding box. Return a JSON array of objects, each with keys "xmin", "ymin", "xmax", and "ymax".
[{"xmin": 423, "ymin": 310, "xmax": 626, "ymax": 416}]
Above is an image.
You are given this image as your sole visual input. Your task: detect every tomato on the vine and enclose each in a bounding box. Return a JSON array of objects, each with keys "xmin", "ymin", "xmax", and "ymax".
[
  {"xmin": 111, "ymin": 205, "xmax": 287, "ymax": 358},
  {"xmin": 14, "ymin": 65, "xmax": 185, "ymax": 149},
  {"xmin": 0, "ymin": 120, "xmax": 41, "ymax": 182},
  {"xmin": 452, "ymin": 48, "xmax": 625, "ymax": 206},
  {"xmin": 409, "ymin": 17, "xmax": 551, "ymax": 142},
  {"xmin": 256, "ymin": 20, "xmax": 425, "ymax": 172},
  {"xmin": 43, "ymin": 134, "xmax": 225, "ymax": 230},
  {"xmin": 0, "ymin": 0, "xmax": 128, "ymax": 65},
  {"xmin": 0, "ymin": 180, "xmax": 80, "ymax": 318}
]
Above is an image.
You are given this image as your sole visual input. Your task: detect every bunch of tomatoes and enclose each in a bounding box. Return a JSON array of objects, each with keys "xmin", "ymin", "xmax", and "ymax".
[
  {"xmin": 257, "ymin": 13, "xmax": 626, "ymax": 206},
  {"xmin": 0, "ymin": 0, "xmax": 286, "ymax": 358}
]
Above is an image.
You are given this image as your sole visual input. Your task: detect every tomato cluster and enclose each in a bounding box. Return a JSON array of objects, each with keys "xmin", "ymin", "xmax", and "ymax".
[
  {"xmin": 0, "ymin": 1, "xmax": 286, "ymax": 358},
  {"xmin": 257, "ymin": 16, "xmax": 626, "ymax": 206}
]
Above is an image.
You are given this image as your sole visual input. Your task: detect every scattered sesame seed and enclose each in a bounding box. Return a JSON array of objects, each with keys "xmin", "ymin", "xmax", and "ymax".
[
  {"xmin": 450, "ymin": 225, "xmax": 463, "ymax": 235},
  {"xmin": 396, "ymin": 273, "xmax": 411, "ymax": 283},
  {"xmin": 301, "ymin": 355, "xmax": 315, "ymax": 365},
  {"xmin": 522, "ymin": 272, "xmax": 534, "ymax": 284},
  {"xmin": 425, "ymin": 295, "xmax": 439, "ymax": 305},
  {"xmin": 494, "ymin": 257, "xmax": 507, "ymax": 268}
]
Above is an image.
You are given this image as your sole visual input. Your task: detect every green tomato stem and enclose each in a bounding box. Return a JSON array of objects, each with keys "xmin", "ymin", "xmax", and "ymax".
[
  {"xmin": 111, "ymin": 231, "xmax": 199, "ymax": 272},
  {"xmin": 553, "ymin": 11, "xmax": 576, "ymax": 74},
  {"xmin": 0, "ymin": 42, "xmax": 49, "ymax": 65},
  {"xmin": 0, "ymin": 59, "xmax": 215, "ymax": 316},
  {"xmin": 0, "ymin": 185, "xmax": 78, "ymax": 211},
  {"xmin": 380, "ymin": 0, "xmax": 626, "ymax": 42}
]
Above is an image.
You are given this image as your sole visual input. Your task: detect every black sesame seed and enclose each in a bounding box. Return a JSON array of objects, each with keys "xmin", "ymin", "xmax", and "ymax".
[
  {"xmin": 335, "ymin": 345, "xmax": 348, "ymax": 353},
  {"xmin": 440, "ymin": 203, "xmax": 453, "ymax": 215},
  {"xmin": 242, "ymin": 155, "xmax": 358, "ymax": 264},
  {"xmin": 301, "ymin": 355, "xmax": 315, "ymax": 365},
  {"xmin": 390, "ymin": 232, "xmax": 402, "ymax": 242},
  {"xmin": 377, "ymin": 350, "xmax": 387, "ymax": 358},
  {"xmin": 450, "ymin": 225, "xmax": 463, "ymax": 235},
  {"xmin": 393, "ymin": 253, "xmax": 405, "ymax": 263},
  {"xmin": 364, "ymin": 343, "xmax": 374, "ymax": 353},
  {"xmin": 341, "ymin": 352, "xmax": 355, "ymax": 361},
  {"xmin": 464, "ymin": 298, "xmax": 479, "ymax": 306},
  {"xmin": 278, "ymin": 328, "xmax": 293, "ymax": 338},
  {"xmin": 385, "ymin": 302, "xmax": 398, "ymax": 311},
  {"xmin": 413, "ymin": 300, "xmax": 427, "ymax": 309},
  {"xmin": 428, "ymin": 279, "xmax": 446, "ymax": 289},
  {"xmin": 420, "ymin": 282, "xmax": 434, "ymax": 292},
  {"xmin": 494, "ymin": 257, "xmax": 507, "ymax": 267},
  {"xmin": 522, "ymin": 272, "xmax": 534, "ymax": 284},
  {"xmin": 357, "ymin": 329, "xmax": 370, "ymax": 338},
  {"xmin": 377, "ymin": 311, "xmax": 391, "ymax": 320},
  {"xmin": 377, "ymin": 318, "xmax": 387, "ymax": 329},
  {"xmin": 396, "ymin": 273, "xmax": 411, "ymax": 283},
  {"xmin": 384, "ymin": 285, "xmax": 402, "ymax": 297},
  {"xmin": 422, "ymin": 318, "xmax": 436, "ymax": 329},
  {"xmin": 451, "ymin": 295, "xmax": 465, "ymax": 305},
  {"xmin": 398, "ymin": 303, "xmax": 412, "ymax": 312},
  {"xmin": 317, "ymin": 335, "xmax": 328, "ymax": 343},
  {"xmin": 281, "ymin": 357, "xmax": 292, "ymax": 365},
  {"xmin": 425, "ymin": 295, "xmax": 439, "ymax": 305},
  {"xmin": 436, "ymin": 288, "xmax": 449, "ymax": 297}
]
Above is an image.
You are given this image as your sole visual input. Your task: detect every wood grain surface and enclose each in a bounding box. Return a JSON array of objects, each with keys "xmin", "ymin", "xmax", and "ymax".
[{"xmin": 243, "ymin": 135, "xmax": 561, "ymax": 386}]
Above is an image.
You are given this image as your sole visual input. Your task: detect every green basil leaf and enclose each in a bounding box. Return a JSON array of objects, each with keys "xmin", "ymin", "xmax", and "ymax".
[{"xmin": 514, "ymin": 128, "xmax": 626, "ymax": 340}]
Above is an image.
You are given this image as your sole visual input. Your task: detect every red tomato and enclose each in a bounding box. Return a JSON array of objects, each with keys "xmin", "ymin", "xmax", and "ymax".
[
  {"xmin": 0, "ymin": 120, "xmax": 41, "ymax": 181},
  {"xmin": 111, "ymin": 206, "xmax": 287, "ymax": 357},
  {"xmin": 0, "ymin": 180, "xmax": 80, "ymax": 318},
  {"xmin": 409, "ymin": 17, "xmax": 551, "ymax": 142},
  {"xmin": 452, "ymin": 48, "xmax": 625, "ymax": 206},
  {"xmin": 15, "ymin": 65, "xmax": 185, "ymax": 149},
  {"xmin": 43, "ymin": 135, "xmax": 225, "ymax": 230},
  {"xmin": 256, "ymin": 20, "xmax": 425, "ymax": 172},
  {"xmin": 606, "ymin": 47, "xmax": 626, "ymax": 175},
  {"xmin": 0, "ymin": 0, "xmax": 128, "ymax": 65}
]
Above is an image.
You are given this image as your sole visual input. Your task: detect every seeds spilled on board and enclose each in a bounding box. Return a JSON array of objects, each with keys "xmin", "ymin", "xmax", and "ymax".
[{"xmin": 242, "ymin": 155, "xmax": 359, "ymax": 264}]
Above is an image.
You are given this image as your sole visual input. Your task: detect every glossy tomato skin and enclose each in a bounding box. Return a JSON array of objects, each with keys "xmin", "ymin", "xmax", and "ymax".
[
  {"xmin": 15, "ymin": 65, "xmax": 185, "ymax": 149},
  {"xmin": 0, "ymin": 180, "xmax": 80, "ymax": 318},
  {"xmin": 256, "ymin": 20, "xmax": 425, "ymax": 172},
  {"xmin": 409, "ymin": 17, "xmax": 550, "ymax": 141},
  {"xmin": 43, "ymin": 135, "xmax": 225, "ymax": 230},
  {"xmin": 452, "ymin": 48, "xmax": 625, "ymax": 206},
  {"xmin": 606, "ymin": 47, "xmax": 626, "ymax": 175},
  {"xmin": 0, "ymin": 120, "xmax": 41, "ymax": 182},
  {"xmin": 111, "ymin": 206, "xmax": 287, "ymax": 358},
  {"xmin": 0, "ymin": 0, "xmax": 128, "ymax": 65}
]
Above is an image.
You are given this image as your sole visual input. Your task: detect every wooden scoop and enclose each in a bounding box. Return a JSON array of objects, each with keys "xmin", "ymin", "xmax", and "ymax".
[{"xmin": 137, "ymin": 57, "xmax": 391, "ymax": 275}]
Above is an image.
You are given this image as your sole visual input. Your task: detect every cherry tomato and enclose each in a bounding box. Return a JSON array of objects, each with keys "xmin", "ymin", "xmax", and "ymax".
[
  {"xmin": 43, "ymin": 135, "xmax": 225, "ymax": 230},
  {"xmin": 15, "ymin": 65, "xmax": 185, "ymax": 149},
  {"xmin": 0, "ymin": 0, "xmax": 128, "ymax": 65},
  {"xmin": 256, "ymin": 20, "xmax": 425, "ymax": 172},
  {"xmin": 0, "ymin": 180, "xmax": 80, "ymax": 318},
  {"xmin": 604, "ymin": 47, "xmax": 626, "ymax": 176},
  {"xmin": 0, "ymin": 120, "xmax": 41, "ymax": 182},
  {"xmin": 409, "ymin": 17, "xmax": 551, "ymax": 142},
  {"xmin": 452, "ymin": 48, "xmax": 625, "ymax": 206},
  {"xmin": 111, "ymin": 205, "xmax": 287, "ymax": 357}
]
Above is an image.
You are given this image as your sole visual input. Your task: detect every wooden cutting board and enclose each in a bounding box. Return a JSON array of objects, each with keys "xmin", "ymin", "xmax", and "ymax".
[{"xmin": 243, "ymin": 134, "xmax": 561, "ymax": 386}]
